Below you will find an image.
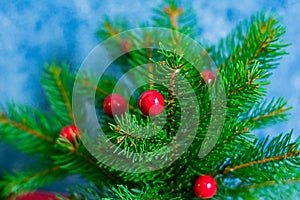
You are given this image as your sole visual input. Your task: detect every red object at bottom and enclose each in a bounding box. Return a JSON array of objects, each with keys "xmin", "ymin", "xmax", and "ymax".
[{"xmin": 8, "ymin": 191, "xmax": 67, "ymax": 200}]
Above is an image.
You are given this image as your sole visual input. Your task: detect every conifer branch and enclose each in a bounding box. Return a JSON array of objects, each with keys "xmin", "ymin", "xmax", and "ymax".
[
  {"xmin": 222, "ymin": 150, "xmax": 300, "ymax": 175},
  {"xmin": 0, "ymin": 113, "xmax": 54, "ymax": 143},
  {"xmin": 222, "ymin": 127, "xmax": 250, "ymax": 144},
  {"xmin": 16, "ymin": 166, "xmax": 60, "ymax": 184},
  {"xmin": 2, "ymin": 166, "xmax": 62, "ymax": 197},
  {"xmin": 247, "ymin": 37, "xmax": 273, "ymax": 66},
  {"xmin": 50, "ymin": 67, "xmax": 74, "ymax": 123},
  {"xmin": 247, "ymin": 18, "xmax": 275, "ymax": 65},
  {"xmin": 250, "ymin": 107, "xmax": 289, "ymax": 122},
  {"xmin": 217, "ymin": 15, "xmax": 285, "ymax": 71}
]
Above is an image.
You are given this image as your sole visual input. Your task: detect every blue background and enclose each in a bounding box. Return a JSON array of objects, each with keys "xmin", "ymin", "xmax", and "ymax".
[{"xmin": 0, "ymin": 0, "xmax": 299, "ymax": 193}]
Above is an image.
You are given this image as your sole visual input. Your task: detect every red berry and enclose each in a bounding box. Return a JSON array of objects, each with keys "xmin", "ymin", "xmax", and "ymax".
[
  {"xmin": 60, "ymin": 125, "xmax": 80, "ymax": 144},
  {"xmin": 103, "ymin": 94, "xmax": 128, "ymax": 117},
  {"xmin": 138, "ymin": 90, "xmax": 164, "ymax": 117},
  {"xmin": 12, "ymin": 191, "xmax": 62, "ymax": 200},
  {"xmin": 122, "ymin": 39, "xmax": 131, "ymax": 53},
  {"xmin": 193, "ymin": 175, "xmax": 217, "ymax": 199},
  {"xmin": 201, "ymin": 70, "xmax": 215, "ymax": 85}
]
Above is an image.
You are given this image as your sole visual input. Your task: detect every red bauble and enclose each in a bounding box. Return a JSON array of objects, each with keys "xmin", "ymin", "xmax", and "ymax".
[
  {"xmin": 60, "ymin": 125, "xmax": 80, "ymax": 144},
  {"xmin": 193, "ymin": 175, "xmax": 217, "ymax": 199},
  {"xmin": 201, "ymin": 70, "xmax": 215, "ymax": 85},
  {"xmin": 103, "ymin": 94, "xmax": 128, "ymax": 117},
  {"xmin": 138, "ymin": 90, "xmax": 165, "ymax": 116},
  {"xmin": 9, "ymin": 191, "xmax": 64, "ymax": 200}
]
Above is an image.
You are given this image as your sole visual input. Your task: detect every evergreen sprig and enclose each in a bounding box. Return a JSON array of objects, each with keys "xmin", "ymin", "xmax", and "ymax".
[
  {"xmin": 0, "ymin": 103, "xmax": 59, "ymax": 156},
  {"xmin": 41, "ymin": 63, "xmax": 75, "ymax": 125}
]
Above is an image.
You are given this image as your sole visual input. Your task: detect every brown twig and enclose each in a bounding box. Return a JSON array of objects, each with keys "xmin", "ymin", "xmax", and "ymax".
[
  {"xmin": 222, "ymin": 150, "xmax": 300, "ymax": 175},
  {"xmin": 168, "ymin": 68, "xmax": 180, "ymax": 130},
  {"xmin": 251, "ymin": 107, "xmax": 288, "ymax": 122},
  {"xmin": 113, "ymin": 125, "xmax": 141, "ymax": 139},
  {"xmin": 104, "ymin": 22, "xmax": 119, "ymax": 37},
  {"xmin": 164, "ymin": 7, "xmax": 183, "ymax": 29}
]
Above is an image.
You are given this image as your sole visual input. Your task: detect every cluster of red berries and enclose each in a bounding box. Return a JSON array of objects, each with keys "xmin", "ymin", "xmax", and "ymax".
[
  {"xmin": 103, "ymin": 90, "xmax": 165, "ymax": 117},
  {"xmin": 59, "ymin": 90, "xmax": 165, "ymax": 144}
]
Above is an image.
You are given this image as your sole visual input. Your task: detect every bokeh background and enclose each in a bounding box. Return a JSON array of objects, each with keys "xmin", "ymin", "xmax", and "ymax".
[{"xmin": 0, "ymin": 0, "xmax": 299, "ymax": 192}]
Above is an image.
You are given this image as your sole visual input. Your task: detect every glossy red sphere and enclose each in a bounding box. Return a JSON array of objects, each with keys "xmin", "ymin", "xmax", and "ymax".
[
  {"xmin": 103, "ymin": 94, "xmax": 128, "ymax": 117},
  {"xmin": 60, "ymin": 125, "xmax": 80, "ymax": 144},
  {"xmin": 10, "ymin": 191, "xmax": 63, "ymax": 200},
  {"xmin": 138, "ymin": 90, "xmax": 165, "ymax": 116},
  {"xmin": 201, "ymin": 70, "xmax": 216, "ymax": 85},
  {"xmin": 193, "ymin": 175, "xmax": 217, "ymax": 199}
]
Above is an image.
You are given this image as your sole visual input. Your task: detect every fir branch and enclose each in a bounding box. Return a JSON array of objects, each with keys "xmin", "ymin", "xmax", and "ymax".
[
  {"xmin": 251, "ymin": 107, "xmax": 287, "ymax": 122},
  {"xmin": 0, "ymin": 103, "xmax": 62, "ymax": 156},
  {"xmin": 219, "ymin": 132, "xmax": 300, "ymax": 186},
  {"xmin": 152, "ymin": 0, "xmax": 197, "ymax": 36},
  {"xmin": 163, "ymin": 6, "xmax": 183, "ymax": 29},
  {"xmin": 42, "ymin": 63, "xmax": 74, "ymax": 125},
  {"xmin": 222, "ymin": 150, "xmax": 300, "ymax": 175},
  {"xmin": 104, "ymin": 22, "xmax": 119, "ymax": 37},
  {"xmin": 246, "ymin": 97, "xmax": 291, "ymax": 129},
  {"xmin": 0, "ymin": 166, "xmax": 64, "ymax": 198},
  {"xmin": 96, "ymin": 17, "xmax": 128, "ymax": 41},
  {"xmin": 0, "ymin": 113, "xmax": 54, "ymax": 143},
  {"xmin": 145, "ymin": 36, "xmax": 154, "ymax": 88},
  {"xmin": 220, "ymin": 127, "xmax": 250, "ymax": 144},
  {"xmin": 211, "ymin": 12, "xmax": 288, "ymax": 73},
  {"xmin": 50, "ymin": 67, "xmax": 74, "ymax": 123}
]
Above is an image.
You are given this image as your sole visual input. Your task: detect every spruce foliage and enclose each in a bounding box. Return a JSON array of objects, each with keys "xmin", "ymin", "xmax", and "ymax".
[{"xmin": 0, "ymin": 1, "xmax": 299, "ymax": 199}]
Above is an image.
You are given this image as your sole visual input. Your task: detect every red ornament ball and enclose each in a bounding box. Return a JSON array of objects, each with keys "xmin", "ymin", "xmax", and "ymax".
[
  {"xmin": 201, "ymin": 70, "xmax": 216, "ymax": 85},
  {"xmin": 10, "ymin": 191, "xmax": 62, "ymax": 200},
  {"xmin": 138, "ymin": 90, "xmax": 165, "ymax": 117},
  {"xmin": 193, "ymin": 175, "xmax": 217, "ymax": 199},
  {"xmin": 60, "ymin": 125, "xmax": 80, "ymax": 144},
  {"xmin": 103, "ymin": 94, "xmax": 128, "ymax": 117}
]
